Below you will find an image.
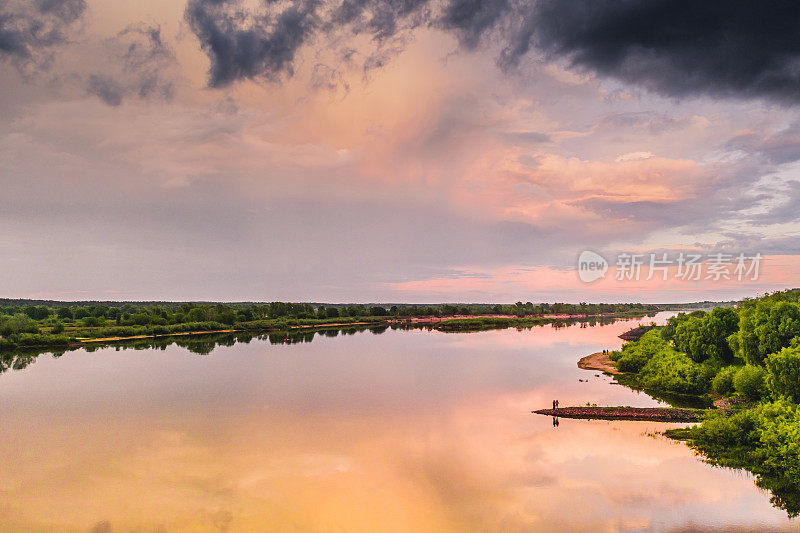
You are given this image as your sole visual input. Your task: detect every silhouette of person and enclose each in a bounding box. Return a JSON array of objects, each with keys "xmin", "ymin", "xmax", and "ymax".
[
  {"xmin": 552, "ymin": 399, "xmax": 556, "ymax": 410},
  {"xmin": 555, "ymin": 399, "xmax": 559, "ymax": 409}
]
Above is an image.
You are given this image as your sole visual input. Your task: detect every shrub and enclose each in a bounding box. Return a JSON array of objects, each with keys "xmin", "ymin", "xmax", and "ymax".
[
  {"xmin": 0, "ymin": 314, "xmax": 40, "ymax": 336},
  {"xmin": 0, "ymin": 338, "xmax": 17, "ymax": 351},
  {"xmin": 11, "ymin": 334, "xmax": 73, "ymax": 347},
  {"xmin": 81, "ymin": 316, "xmax": 106, "ymax": 327},
  {"xmin": 614, "ymin": 330, "xmax": 669, "ymax": 373},
  {"xmin": 690, "ymin": 407, "xmax": 760, "ymax": 448},
  {"xmin": 712, "ymin": 366, "xmax": 739, "ymax": 396},
  {"xmin": 639, "ymin": 350, "xmax": 716, "ymax": 395},
  {"xmin": 733, "ymin": 365, "xmax": 768, "ymax": 400}
]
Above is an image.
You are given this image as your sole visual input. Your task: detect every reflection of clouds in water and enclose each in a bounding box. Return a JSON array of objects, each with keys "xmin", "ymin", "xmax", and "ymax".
[
  {"xmin": 0, "ymin": 318, "xmax": 789, "ymax": 531},
  {"xmin": 0, "ymin": 391, "xmax": 787, "ymax": 531}
]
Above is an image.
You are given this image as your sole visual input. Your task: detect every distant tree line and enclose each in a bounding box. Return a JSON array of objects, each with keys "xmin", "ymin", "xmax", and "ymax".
[
  {"xmin": 0, "ymin": 299, "xmax": 658, "ymax": 350},
  {"xmin": 0, "ymin": 300, "xmax": 657, "ymax": 329}
]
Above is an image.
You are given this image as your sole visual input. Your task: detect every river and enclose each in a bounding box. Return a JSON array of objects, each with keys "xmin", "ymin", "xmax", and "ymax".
[{"xmin": 0, "ymin": 312, "xmax": 794, "ymax": 531}]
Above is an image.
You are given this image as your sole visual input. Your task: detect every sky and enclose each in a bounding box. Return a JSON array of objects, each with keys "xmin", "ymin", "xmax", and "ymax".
[{"xmin": 1, "ymin": 0, "xmax": 800, "ymax": 303}]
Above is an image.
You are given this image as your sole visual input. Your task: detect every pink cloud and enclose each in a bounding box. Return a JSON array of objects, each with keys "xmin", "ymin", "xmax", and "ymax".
[{"xmin": 386, "ymin": 255, "xmax": 800, "ymax": 302}]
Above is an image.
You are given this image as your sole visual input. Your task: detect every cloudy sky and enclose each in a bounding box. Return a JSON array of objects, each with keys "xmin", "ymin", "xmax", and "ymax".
[{"xmin": 2, "ymin": 0, "xmax": 800, "ymax": 303}]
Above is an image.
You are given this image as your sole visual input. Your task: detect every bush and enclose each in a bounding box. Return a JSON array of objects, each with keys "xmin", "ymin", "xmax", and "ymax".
[
  {"xmin": 639, "ymin": 350, "xmax": 716, "ymax": 395},
  {"xmin": 0, "ymin": 338, "xmax": 17, "ymax": 351},
  {"xmin": 766, "ymin": 346, "xmax": 800, "ymax": 403},
  {"xmin": 712, "ymin": 366, "xmax": 739, "ymax": 395},
  {"xmin": 733, "ymin": 365, "xmax": 768, "ymax": 400},
  {"xmin": 0, "ymin": 314, "xmax": 40, "ymax": 336},
  {"xmin": 614, "ymin": 330, "xmax": 669, "ymax": 373},
  {"xmin": 11, "ymin": 333, "xmax": 73, "ymax": 347},
  {"xmin": 81, "ymin": 316, "xmax": 106, "ymax": 327},
  {"xmin": 690, "ymin": 407, "xmax": 760, "ymax": 448}
]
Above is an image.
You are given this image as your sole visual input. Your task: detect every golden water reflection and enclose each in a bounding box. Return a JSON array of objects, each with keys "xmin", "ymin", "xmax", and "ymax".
[{"xmin": 0, "ymin": 316, "xmax": 793, "ymax": 532}]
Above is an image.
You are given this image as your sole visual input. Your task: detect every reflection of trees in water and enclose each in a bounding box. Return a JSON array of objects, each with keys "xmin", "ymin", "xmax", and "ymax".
[
  {"xmin": 697, "ymin": 448, "xmax": 800, "ymax": 518},
  {"xmin": 0, "ymin": 314, "xmax": 640, "ymax": 376},
  {"xmin": 0, "ymin": 326, "xmax": 391, "ymax": 375},
  {"xmin": 0, "ymin": 332, "xmax": 257, "ymax": 374},
  {"xmin": 758, "ymin": 473, "xmax": 800, "ymax": 518}
]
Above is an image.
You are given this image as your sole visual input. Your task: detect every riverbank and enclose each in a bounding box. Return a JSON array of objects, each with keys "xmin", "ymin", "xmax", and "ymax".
[{"xmin": 577, "ymin": 351, "xmax": 619, "ymax": 374}]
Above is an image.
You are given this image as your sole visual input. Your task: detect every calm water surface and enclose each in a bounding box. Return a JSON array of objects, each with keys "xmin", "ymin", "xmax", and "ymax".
[{"xmin": 0, "ymin": 313, "xmax": 796, "ymax": 532}]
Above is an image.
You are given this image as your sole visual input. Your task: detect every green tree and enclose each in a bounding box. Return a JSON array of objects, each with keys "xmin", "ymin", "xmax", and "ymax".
[
  {"xmin": 661, "ymin": 312, "xmax": 690, "ymax": 341},
  {"xmin": 736, "ymin": 300, "xmax": 800, "ymax": 365},
  {"xmin": 766, "ymin": 346, "xmax": 800, "ymax": 403},
  {"xmin": 673, "ymin": 307, "xmax": 738, "ymax": 363},
  {"xmin": 674, "ymin": 317, "xmax": 705, "ymax": 362},
  {"xmin": 701, "ymin": 307, "xmax": 739, "ymax": 362}
]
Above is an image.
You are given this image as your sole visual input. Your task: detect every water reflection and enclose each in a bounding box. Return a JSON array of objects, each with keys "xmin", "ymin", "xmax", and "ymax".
[
  {"xmin": 0, "ymin": 316, "xmax": 635, "ymax": 376},
  {"xmin": 0, "ymin": 314, "xmax": 793, "ymax": 532}
]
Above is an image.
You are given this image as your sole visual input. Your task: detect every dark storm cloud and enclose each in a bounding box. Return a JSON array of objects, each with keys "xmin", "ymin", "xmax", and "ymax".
[
  {"xmin": 531, "ymin": 0, "xmax": 800, "ymax": 102},
  {"xmin": 184, "ymin": 0, "xmax": 322, "ymax": 87},
  {"xmin": 331, "ymin": 0, "xmax": 430, "ymax": 41},
  {"xmin": 185, "ymin": 0, "xmax": 490, "ymax": 87},
  {"xmin": 186, "ymin": 0, "xmax": 800, "ymax": 103},
  {"xmin": 0, "ymin": 0, "xmax": 85, "ymax": 66},
  {"xmin": 438, "ymin": 0, "xmax": 508, "ymax": 49}
]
